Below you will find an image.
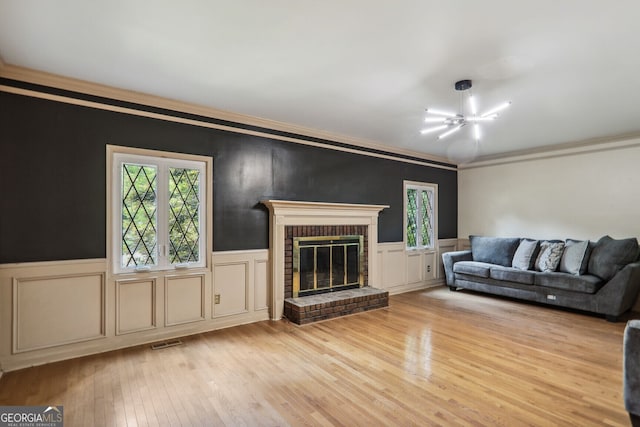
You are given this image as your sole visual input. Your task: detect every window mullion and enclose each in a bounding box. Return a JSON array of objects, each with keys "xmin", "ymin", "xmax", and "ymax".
[
  {"xmin": 157, "ymin": 162, "xmax": 169, "ymax": 269},
  {"xmin": 197, "ymin": 164, "xmax": 206, "ymax": 264}
]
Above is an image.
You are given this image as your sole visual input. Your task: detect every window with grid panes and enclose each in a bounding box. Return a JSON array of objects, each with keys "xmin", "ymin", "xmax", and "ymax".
[
  {"xmin": 404, "ymin": 181, "xmax": 437, "ymax": 250},
  {"xmin": 112, "ymin": 150, "xmax": 208, "ymax": 273}
]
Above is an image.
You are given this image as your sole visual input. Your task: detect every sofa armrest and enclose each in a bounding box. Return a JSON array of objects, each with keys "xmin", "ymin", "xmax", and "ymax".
[
  {"xmin": 442, "ymin": 250, "xmax": 473, "ymax": 286},
  {"xmin": 594, "ymin": 261, "xmax": 640, "ymax": 317},
  {"xmin": 624, "ymin": 320, "xmax": 640, "ymax": 422}
]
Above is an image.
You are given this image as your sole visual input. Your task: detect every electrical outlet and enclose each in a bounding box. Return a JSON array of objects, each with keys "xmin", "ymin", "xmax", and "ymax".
[
  {"xmin": 427, "ymin": 265, "xmax": 431, "ymax": 273},
  {"xmin": 215, "ymin": 294, "xmax": 221, "ymax": 304}
]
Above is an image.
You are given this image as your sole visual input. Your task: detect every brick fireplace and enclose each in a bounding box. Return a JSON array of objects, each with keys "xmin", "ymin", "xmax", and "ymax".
[
  {"xmin": 262, "ymin": 200, "xmax": 388, "ymax": 321},
  {"xmin": 285, "ymin": 225, "xmax": 368, "ymax": 298}
]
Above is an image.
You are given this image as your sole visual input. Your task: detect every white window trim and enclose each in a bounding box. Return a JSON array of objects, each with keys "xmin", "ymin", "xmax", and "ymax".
[
  {"xmin": 107, "ymin": 145, "xmax": 213, "ymax": 275},
  {"xmin": 403, "ymin": 180, "xmax": 438, "ymax": 251}
]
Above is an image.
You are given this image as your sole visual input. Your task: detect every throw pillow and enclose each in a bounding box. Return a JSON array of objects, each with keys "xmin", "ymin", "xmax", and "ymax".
[
  {"xmin": 512, "ymin": 239, "xmax": 539, "ymax": 270},
  {"xmin": 559, "ymin": 239, "xmax": 590, "ymax": 275},
  {"xmin": 588, "ymin": 235, "xmax": 640, "ymax": 280},
  {"xmin": 535, "ymin": 241, "xmax": 565, "ymax": 272},
  {"xmin": 469, "ymin": 236, "xmax": 521, "ymax": 267}
]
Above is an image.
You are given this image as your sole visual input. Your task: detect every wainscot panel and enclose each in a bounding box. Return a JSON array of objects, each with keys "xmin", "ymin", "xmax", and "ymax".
[
  {"xmin": 13, "ymin": 272, "xmax": 105, "ymax": 353},
  {"xmin": 212, "ymin": 249, "xmax": 269, "ymax": 318},
  {"xmin": 213, "ymin": 262, "xmax": 249, "ymax": 317},
  {"xmin": 375, "ymin": 239, "xmax": 456, "ymax": 294},
  {"xmin": 165, "ymin": 274, "xmax": 206, "ymax": 326},
  {"xmin": 116, "ymin": 278, "xmax": 156, "ymax": 335},
  {"xmin": 0, "ymin": 250, "xmax": 269, "ymax": 372},
  {"xmin": 254, "ymin": 259, "xmax": 269, "ymax": 311}
]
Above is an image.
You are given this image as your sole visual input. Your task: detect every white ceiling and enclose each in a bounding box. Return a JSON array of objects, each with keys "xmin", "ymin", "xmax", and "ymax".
[{"xmin": 1, "ymin": 1, "xmax": 640, "ymax": 163}]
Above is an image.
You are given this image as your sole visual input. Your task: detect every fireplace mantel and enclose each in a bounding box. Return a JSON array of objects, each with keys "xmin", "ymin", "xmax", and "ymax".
[{"xmin": 262, "ymin": 200, "xmax": 389, "ymax": 320}]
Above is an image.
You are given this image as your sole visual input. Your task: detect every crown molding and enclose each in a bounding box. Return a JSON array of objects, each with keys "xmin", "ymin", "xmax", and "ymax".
[
  {"xmin": 0, "ymin": 63, "xmax": 453, "ymax": 166},
  {"xmin": 459, "ymin": 131, "xmax": 640, "ymax": 169}
]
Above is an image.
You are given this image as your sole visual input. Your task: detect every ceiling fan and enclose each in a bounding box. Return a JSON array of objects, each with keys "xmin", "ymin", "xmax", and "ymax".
[{"xmin": 421, "ymin": 80, "xmax": 511, "ymax": 142}]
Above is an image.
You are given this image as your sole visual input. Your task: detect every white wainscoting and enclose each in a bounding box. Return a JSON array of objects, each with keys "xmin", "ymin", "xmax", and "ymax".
[
  {"xmin": 165, "ymin": 274, "xmax": 207, "ymax": 326},
  {"xmin": 13, "ymin": 271, "xmax": 105, "ymax": 353},
  {"xmin": 212, "ymin": 250, "xmax": 270, "ymax": 317},
  {"xmin": 0, "ymin": 242, "xmax": 464, "ymax": 372},
  {"xmin": 376, "ymin": 239, "xmax": 458, "ymax": 294},
  {"xmin": 0, "ymin": 250, "xmax": 270, "ymax": 372},
  {"xmin": 116, "ymin": 277, "xmax": 156, "ymax": 335}
]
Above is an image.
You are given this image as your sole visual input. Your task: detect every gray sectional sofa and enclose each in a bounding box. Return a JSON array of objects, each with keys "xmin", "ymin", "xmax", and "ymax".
[
  {"xmin": 442, "ymin": 235, "xmax": 640, "ymax": 321},
  {"xmin": 624, "ymin": 320, "xmax": 640, "ymax": 426}
]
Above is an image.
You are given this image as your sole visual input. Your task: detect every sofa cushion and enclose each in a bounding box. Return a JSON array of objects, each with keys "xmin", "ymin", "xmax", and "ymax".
[
  {"xmin": 588, "ymin": 236, "xmax": 640, "ymax": 280},
  {"xmin": 559, "ymin": 239, "xmax": 590, "ymax": 275},
  {"xmin": 535, "ymin": 241, "xmax": 565, "ymax": 272},
  {"xmin": 453, "ymin": 261, "xmax": 492, "ymax": 278},
  {"xmin": 490, "ymin": 265, "xmax": 535, "ymax": 285},
  {"xmin": 469, "ymin": 236, "xmax": 521, "ymax": 267},
  {"xmin": 534, "ymin": 272, "xmax": 603, "ymax": 294},
  {"xmin": 512, "ymin": 239, "xmax": 539, "ymax": 270}
]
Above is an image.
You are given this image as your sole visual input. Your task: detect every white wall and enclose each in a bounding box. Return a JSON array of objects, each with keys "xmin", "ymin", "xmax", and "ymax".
[
  {"xmin": 459, "ymin": 137, "xmax": 640, "ymax": 312},
  {"xmin": 459, "ymin": 137, "xmax": 640, "ymax": 241}
]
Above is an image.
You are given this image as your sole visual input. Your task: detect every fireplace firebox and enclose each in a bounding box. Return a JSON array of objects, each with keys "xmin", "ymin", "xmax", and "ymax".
[{"xmin": 293, "ymin": 235, "xmax": 364, "ymax": 297}]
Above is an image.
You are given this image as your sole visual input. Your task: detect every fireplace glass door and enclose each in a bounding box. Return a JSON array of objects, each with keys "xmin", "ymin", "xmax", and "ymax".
[{"xmin": 293, "ymin": 235, "xmax": 363, "ymax": 297}]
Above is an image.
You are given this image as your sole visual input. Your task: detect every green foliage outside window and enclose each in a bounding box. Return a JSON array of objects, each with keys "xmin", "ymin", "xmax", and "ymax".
[
  {"xmin": 406, "ymin": 185, "xmax": 434, "ymax": 249},
  {"xmin": 169, "ymin": 168, "xmax": 200, "ymax": 263},
  {"xmin": 121, "ymin": 163, "xmax": 201, "ymax": 268},
  {"xmin": 406, "ymin": 188, "xmax": 418, "ymax": 247},
  {"xmin": 122, "ymin": 164, "xmax": 157, "ymax": 267}
]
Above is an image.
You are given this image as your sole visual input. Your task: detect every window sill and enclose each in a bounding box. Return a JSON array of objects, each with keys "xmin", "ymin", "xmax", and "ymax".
[
  {"xmin": 111, "ymin": 265, "xmax": 209, "ymax": 277},
  {"xmin": 405, "ymin": 247, "xmax": 436, "ymax": 254}
]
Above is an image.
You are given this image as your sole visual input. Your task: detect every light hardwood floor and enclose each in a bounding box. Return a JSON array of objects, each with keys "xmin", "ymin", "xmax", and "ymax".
[{"xmin": 1, "ymin": 286, "xmax": 637, "ymax": 426}]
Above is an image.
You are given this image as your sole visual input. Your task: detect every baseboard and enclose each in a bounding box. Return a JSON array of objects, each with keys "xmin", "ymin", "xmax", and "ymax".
[
  {"xmin": 387, "ymin": 280, "xmax": 443, "ymax": 296},
  {"xmin": 0, "ymin": 310, "xmax": 269, "ymax": 372}
]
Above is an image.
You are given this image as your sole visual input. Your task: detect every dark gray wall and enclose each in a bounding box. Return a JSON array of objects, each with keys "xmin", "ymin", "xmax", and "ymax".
[{"xmin": 0, "ymin": 88, "xmax": 457, "ymax": 263}]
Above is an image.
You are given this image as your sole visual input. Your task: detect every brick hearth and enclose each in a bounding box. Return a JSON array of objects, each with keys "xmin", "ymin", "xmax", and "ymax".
[{"xmin": 284, "ymin": 287, "xmax": 389, "ymax": 325}]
